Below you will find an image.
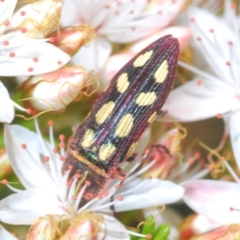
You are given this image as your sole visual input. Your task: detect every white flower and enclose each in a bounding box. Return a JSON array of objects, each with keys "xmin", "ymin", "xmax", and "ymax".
[
  {"xmin": 162, "ymin": 3, "xmax": 240, "ymax": 168},
  {"xmin": 0, "ymin": 0, "xmax": 70, "ymax": 76},
  {"xmin": 60, "ymin": 0, "xmax": 186, "ymax": 71},
  {"xmin": 182, "ymin": 159, "xmax": 240, "ymax": 235},
  {"xmin": 0, "ymin": 121, "xmax": 184, "ymax": 239}
]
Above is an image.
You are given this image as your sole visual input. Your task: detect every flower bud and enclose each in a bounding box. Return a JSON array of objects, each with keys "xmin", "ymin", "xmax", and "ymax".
[
  {"xmin": 0, "ymin": 149, "xmax": 12, "ymax": 178},
  {"xmin": 23, "ymin": 65, "xmax": 87, "ymax": 111},
  {"xmin": 61, "ymin": 220, "xmax": 98, "ymax": 240},
  {"xmin": 190, "ymin": 224, "xmax": 240, "ymax": 240},
  {"xmin": 26, "ymin": 216, "xmax": 58, "ymax": 240},
  {"xmin": 49, "ymin": 24, "xmax": 95, "ymax": 56},
  {"xmin": 7, "ymin": 0, "xmax": 63, "ymax": 38}
]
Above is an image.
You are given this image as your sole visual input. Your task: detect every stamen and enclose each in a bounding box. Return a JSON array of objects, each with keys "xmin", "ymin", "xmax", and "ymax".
[
  {"xmin": 48, "ymin": 120, "xmax": 55, "ymax": 147},
  {"xmin": 178, "ymin": 61, "xmax": 222, "ymax": 83},
  {"xmin": 230, "ymin": 207, "xmax": 240, "ymax": 212},
  {"xmin": 125, "ymin": 160, "xmax": 156, "ymax": 183},
  {"xmin": 1, "ymin": 179, "xmax": 22, "ymax": 193},
  {"xmin": 223, "ymin": 160, "xmax": 240, "ymax": 183},
  {"xmin": 126, "ymin": 230, "xmax": 152, "ymax": 239}
]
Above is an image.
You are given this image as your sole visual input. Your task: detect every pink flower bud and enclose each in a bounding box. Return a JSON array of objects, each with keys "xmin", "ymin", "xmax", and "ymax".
[
  {"xmin": 50, "ymin": 25, "xmax": 95, "ymax": 56},
  {"xmin": 26, "ymin": 216, "xmax": 57, "ymax": 240},
  {"xmin": 23, "ymin": 65, "xmax": 87, "ymax": 111},
  {"xmin": 6, "ymin": 0, "xmax": 63, "ymax": 38},
  {"xmin": 61, "ymin": 220, "xmax": 99, "ymax": 240},
  {"xmin": 0, "ymin": 149, "xmax": 12, "ymax": 179}
]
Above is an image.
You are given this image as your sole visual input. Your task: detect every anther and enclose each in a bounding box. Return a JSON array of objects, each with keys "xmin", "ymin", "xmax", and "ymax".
[
  {"xmin": 68, "ymin": 165, "xmax": 73, "ymax": 170},
  {"xmin": 115, "ymin": 184, "xmax": 121, "ymax": 189},
  {"xmin": 26, "ymin": 108, "xmax": 32, "ymax": 115},
  {"xmin": 85, "ymin": 181, "xmax": 91, "ymax": 186},
  {"xmin": 48, "ymin": 120, "xmax": 54, "ymax": 126},
  {"xmin": 216, "ymin": 113, "xmax": 222, "ymax": 119},
  {"xmin": 59, "ymin": 155, "xmax": 65, "ymax": 161},
  {"xmin": 53, "ymin": 147, "xmax": 58, "ymax": 153},
  {"xmin": 28, "ymin": 67, "xmax": 33, "ymax": 72},
  {"xmin": 147, "ymin": 175, "xmax": 152, "ymax": 179},
  {"xmin": 226, "ymin": 61, "xmax": 231, "ymax": 66},
  {"xmin": 1, "ymin": 179, "xmax": 8, "ymax": 185},
  {"xmin": 119, "ymin": 176, "xmax": 125, "ymax": 181},
  {"xmin": 72, "ymin": 196, "xmax": 77, "ymax": 200},
  {"xmin": 3, "ymin": 41, "xmax": 9, "ymax": 45},
  {"xmin": 74, "ymin": 173, "xmax": 81, "ymax": 179},
  {"xmin": 146, "ymin": 234, "xmax": 152, "ymax": 239},
  {"xmin": 117, "ymin": 196, "xmax": 124, "ymax": 201},
  {"xmin": 59, "ymin": 134, "xmax": 65, "ymax": 141},
  {"xmin": 44, "ymin": 156, "xmax": 50, "ymax": 162},
  {"xmin": 187, "ymin": 158, "xmax": 193, "ymax": 164},
  {"xmin": 59, "ymin": 142, "xmax": 65, "ymax": 149}
]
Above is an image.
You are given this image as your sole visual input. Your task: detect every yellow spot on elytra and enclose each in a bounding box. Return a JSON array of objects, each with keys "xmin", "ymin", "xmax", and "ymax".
[
  {"xmin": 115, "ymin": 113, "xmax": 134, "ymax": 138},
  {"xmin": 126, "ymin": 142, "xmax": 138, "ymax": 156},
  {"xmin": 99, "ymin": 143, "xmax": 116, "ymax": 161},
  {"xmin": 135, "ymin": 92, "xmax": 157, "ymax": 106},
  {"xmin": 116, "ymin": 73, "xmax": 130, "ymax": 93},
  {"xmin": 95, "ymin": 101, "xmax": 115, "ymax": 125},
  {"xmin": 81, "ymin": 129, "xmax": 95, "ymax": 147},
  {"xmin": 154, "ymin": 60, "xmax": 168, "ymax": 83},
  {"xmin": 148, "ymin": 111, "xmax": 157, "ymax": 124},
  {"xmin": 133, "ymin": 50, "xmax": 153, "ymax": 67}
]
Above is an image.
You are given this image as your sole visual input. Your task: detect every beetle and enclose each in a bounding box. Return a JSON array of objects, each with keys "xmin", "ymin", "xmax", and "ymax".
[{"xmin": 63, "ymin": 35, "xmax": 179, "ymax": 202}]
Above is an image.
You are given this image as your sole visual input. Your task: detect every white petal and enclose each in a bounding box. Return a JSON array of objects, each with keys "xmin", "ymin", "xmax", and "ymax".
[
  {"xmin": 0, "ymin": 82, "xmax": 14, "ymax": 123},
  {"xmin": 4, "ymin": 124, "xmax": 59, "ymax": 193},
  {"xmin": 189, "ymin": 7, "xmax": 239, "ymax": 83},
  {"xmin": 114, "ymin": 178, "xmax": 184, "ymax": 211},
  {"xmin": 0, "ymin": 225, "xmax": 18, "ymax": 240},
  {"xmin": 0, "ymin": 0, "xmax": 17, "ymax": 34},
  {"xmin": 98, "ymin": 215, "xmax": 129, "ymax": 240},
  {"xmin": 183, "ymin": 180, "xmax": 240, "ymax": 225},
  {"xmin": 0, "ymin": 39, "xmax": 70, "ymax": 76},
  {"xmin": 71, "ymin": 37, "xmax": 111, "ymax": 71},
  {"xmin": 130, "ymin": 27, "xmax": 191, "ymax": 53},
  {"xmin": 230, "ymin": 111, "xmax": 240, "ymax": 169},
  {"xmin": 0, "ymin": 190, "xmax": 66, "ymax": 225},
  {"xmin": 100, "ymin": 52, "xmax": 135, "ymax": 87},
  {"xmin": 163, "ymin": 77, "xmax": 237, "ymax": 121},
  {"xmin": 61, "ymin": 0, "xmax": 83, "ymax": 27},
  {"xmin": 191, "ymin": 214, "xmax": 221, "ymax": 235}
]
